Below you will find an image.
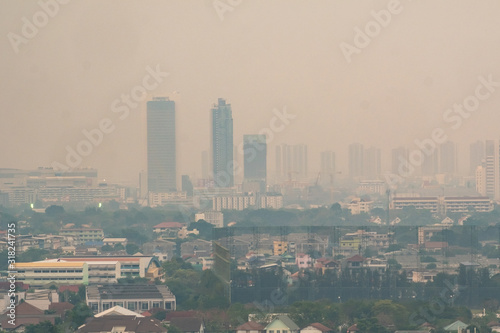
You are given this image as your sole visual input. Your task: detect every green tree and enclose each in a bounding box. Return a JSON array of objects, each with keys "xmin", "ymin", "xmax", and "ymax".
[
  {"xmin": 126, "ymin": 243, "xmax": 140, "ymax": 255},
  {"xmin": 65, "ymin": 303, "xmax": 93, "ymax": 328},
  {"xmin": 45, "ymin": 205, "xmax": 65, "ymax": 216}
]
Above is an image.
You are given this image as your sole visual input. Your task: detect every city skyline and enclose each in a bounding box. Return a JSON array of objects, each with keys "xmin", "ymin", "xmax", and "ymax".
[{"xmin": 2, "ymin": 1, "xmax": 500, "ymax": 186}]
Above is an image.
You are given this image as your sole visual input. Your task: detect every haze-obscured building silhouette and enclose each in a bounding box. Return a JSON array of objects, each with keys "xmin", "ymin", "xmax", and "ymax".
[
  {"xmin": 147, "ymin": 97, "xmax": 176, "ymax": 192},
  {"xmin": 211, "ymin": 98, "xmax": 234, "ymax": 187}
]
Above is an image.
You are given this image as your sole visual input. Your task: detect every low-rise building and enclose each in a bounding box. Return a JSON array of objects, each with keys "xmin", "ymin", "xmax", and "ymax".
[
  {"xmin": 301, "ymin": 323, "xmax": 334, "ymax": 333},
  {"xmin": 86, "ymin": 284, "xmax": 176, "ymax": 314},
  {"xmin": 273, "ymin": 241, "xmax": 288, "ymax": 256},
  {"xmin": 61, "ymin": 256, "xmax": 162, "ymax": 280},
  {"xmin": 348, "ymin": 198, "xmax": 373, "ymax": 215},
  {"xmin": 102, "ymin": 238, "xmax": 127, "ymax": 247},
  {"xmin": 59, "ymin": 227, "xmax": 104, "ymax": 245},
  {"xmin": 195, "ymin": 211, "xmax": 224, "ymax": 228},
  {"xmin": 15, "ymin": 261, "xmax": 88, "ymax": 286}
]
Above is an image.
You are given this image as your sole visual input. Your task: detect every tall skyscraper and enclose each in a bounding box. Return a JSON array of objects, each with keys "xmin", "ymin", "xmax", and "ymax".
[
  {"xmin": 439, "ymin": 141, "xmax": 457, "ymax": 174},
  {"xmin": 275, "ymin": 145, "xmax": 282, "ymax": 180},
  {"xmin": 348, "ymin": 143, "xmax": 364, "ymax": 178},
  {"xmin": 470, "ymin": 140, "xmax": 485, "ymax": 175},
  {"xmin": 364, "ymin": 146, "xmax": 381, "ymax": 179},
  {"xmin": 320, "ymin": 151, "xmax": 336, "ymax": 183},
  {"xmin": 392, "ymin": 146, "xmax": 409, "ymax": 175},
  {"xmin": 243, "ymin": 135, "xmax": 267, "ymax": 192},
  {"xmin": 421, "ymin": 149, "xmax": 438, "ymax": 176},
  {"xmin": 147, "ymin": 97, "xmax": 176, "ymax": 192},
  {"xmin": 243, "ymin": 135, "xmax": 267, "ymax": 182},
  {"xmin": 484, "ymin": 140, "xmax": 496, "ymax": 199},
  {"xmin": 292, "ymin": 144, "xmax": 308, "ymax": 179},
  {"xmin": 211, "ymin": 98, "xmax": 234, "ymax": 187},
  {"xmin": 276, "ymin": 143, "xmax": 308, "ymax": 180}
]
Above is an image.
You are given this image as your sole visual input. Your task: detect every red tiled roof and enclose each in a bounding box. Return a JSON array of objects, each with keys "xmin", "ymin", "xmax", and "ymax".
[
  {"xmin": 0, "ymin": 282, "xmax": 29, "ymax": 290},
  {"xmin": 424, "ymin": 242, "xmax": 448, "ymax": 249},
  {"xmin": 2, "ymin": 317, "xmax": 54, "ymax": 329},
  {"xmin": 154, "ymin": 222, "xmax": 184, "ymax": 229},
  {"xmin": 237, "ymin": 321, "xmax": 265, "ymax": 330},
  {"xmin": 347, "ymin": 255, "xmax": 365, "ymax": 262},
  {"xmin": 4, "ymin": 302, "xmax": 43, "ymax": 316},
  {"xmin": 49, "ymin": 302, "xmax": 74, "ymax": 314},
  {"xmin": 348, "ymin": 324, "xmax": 359, "ymax": 332},
  {"xmin": 58, "ymin": 285, "xmax": 80, "ymax": 293},
  {"xmin": 309, "ymin": 322, "xmax": 333, "ymax": 332}
]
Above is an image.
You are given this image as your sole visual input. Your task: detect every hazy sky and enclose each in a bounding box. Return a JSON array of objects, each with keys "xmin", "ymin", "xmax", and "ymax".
[{"xmin": 2, "ymin": 0, "xmax": 500, "ymax": 185}]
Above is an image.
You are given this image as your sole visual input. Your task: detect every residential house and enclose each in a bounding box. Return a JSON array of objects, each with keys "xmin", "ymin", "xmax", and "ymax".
[
  {"xmin": 264, "ymin": 315, "xmax": 300, "ymax": 333},
  {"xmin": 487, "ymin": 321, "xmax": 500, "ymax": 333},
  {"xmin": 48, "ymin": 302, "xmax": 74, "ymax": 320},
  {"xmin": 153, "ymin": 222, "xmax": 184, "ymax": 235},
  {"xmin": 301, "ymin": 323, "xmax": 333, "ymax": 333},
  {"xmin": 346, "ymin": 255, "xmax": 365, "ymax": 269},
  {"xmin": 443, "ymin": 320, "xmax": 468, "ymax": 333},
  {"xmin": 314, "ymin": 258, "xmax": 340, "ymax": 274},
  {"xmin": 0, "ymin": 301, "xmax": 59, "ymax": 331},
  {"xmin": 181, "ymin": 239, "xmax": 212, "ymax": 257},
  {"xmin": 236, "ymin": 321, "xmax": 265, "ymax": 333},
  {"xmin": 143, "ymin": 240, "xmax": 177, "ymax": 261},
  {"xmin": 296, "ymin": 253, "xmax": 313, "ymax": 269},
  {"xmin": 169, "ymin": 317, "xmax": 205, "ymax": 333},
  {"xmin": 347, "ymin": 324, "xmax": 358, "ymax": 333}
]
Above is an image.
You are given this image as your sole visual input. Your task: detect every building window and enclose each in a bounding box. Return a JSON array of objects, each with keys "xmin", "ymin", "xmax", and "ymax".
[
  {"xmin": 127, "ymin": 302, "xmax": 136, "ymax": 311},
  {"xmin": 141, "ymin": 302, "xmax": 149, "ymax": 310},
  {"xmin": 102, "ymin": 303, "xmax": 111, "ymax": 310},
  {"xmin": 153, "ymin": 302, "xmax": 160, "ymax": 308},
  {"xmin": 165, "ymin": 302, "xmax": 172, "ymax": 310},
  {"xmin": 90, "ymin": 303, "xmax": 98, "ymax": 311}
]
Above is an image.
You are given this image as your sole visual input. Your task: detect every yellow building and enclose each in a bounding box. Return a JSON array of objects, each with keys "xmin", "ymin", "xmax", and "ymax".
[
  {"xmin": 273, "ymin": 240, "xmax": 288, "ymax": 255},
  {"xmin": 340, "ymin": 235, "xmax": 361, "ymax": 250},
  {"xmin": 15, "ymin": 261, "xmax": 88, "ymax": 286}
]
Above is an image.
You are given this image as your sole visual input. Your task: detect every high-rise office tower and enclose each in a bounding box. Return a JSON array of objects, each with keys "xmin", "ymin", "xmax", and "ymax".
[
  {"xmin": 470, "ymin": 140, "xmax": 485, "ymax": 175},
  {"xmin": 243, "ymin": 135, "xmax": 267, "ymax": 192},
  {"xmin": 364, "ymin": 146, "xmax": 381, "ymax": 179},
  {"xmin": 276, "ymin": 144, "xmax": 308, "ymax": 180},
  {"xmin": 320, "ymin": 151, "xmax": 336, "ymax": 180},
  {"xmin": 147, "ymin": 97, "xmax": 176, "ymax": 192},
  {"xmin": 211, "ymin": 98, "xmax": 234, "ymax": 187},
  {"xmin": 485, "ymin": 140, "xmax": 497, "ymax": 199},
  {"xmin": 243, "ymin": 135, "xmax": 267, "ymax": 181},
  {"xmin": 348, "ymin": 143, "xmax": 364, "ymax": 178},
  {"xmin": 421, "ymin": 149, "xmax": 438, "ymax": 176},
  {"xmin": 392, "ymin": 146, "xmax": 409, "ymax": 175},
  {"xmin": 292, "ymin": 144, "xmax": 308, "ymax": 179},
  {"xmin": 439, "ymin": 141, "xmax": 457, "ymax": 174},
  {"xmin": 275, "ymin": 145, "xmax": 282, "ymax": 180}
]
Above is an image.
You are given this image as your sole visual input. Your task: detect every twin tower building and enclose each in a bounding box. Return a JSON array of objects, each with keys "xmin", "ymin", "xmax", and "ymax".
[{"xmin": 147, "ymin": 97, "xmax": 266, "ymax": 194}]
